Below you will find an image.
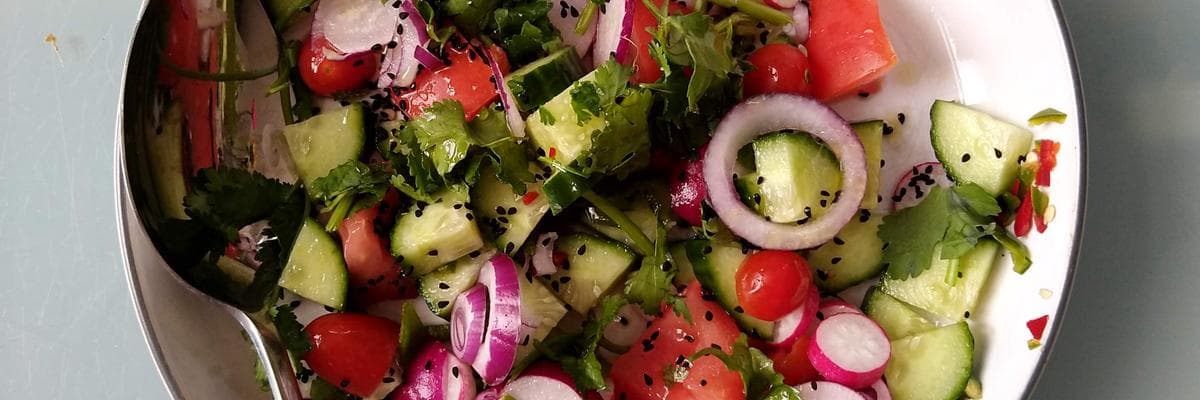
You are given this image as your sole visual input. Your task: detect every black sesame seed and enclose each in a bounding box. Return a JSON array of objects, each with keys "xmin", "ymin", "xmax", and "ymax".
[
  {"xmin": 897, "ymin": 112, "xmax": 906, "ymax": 124},
  {"xmin": 816, "ymin": 269, "xmax": 829, "ymax": 281},
  {"xmin": 340, "ymin": 379, "xmax": 350, "ymax": 388},
  {"xmin": 684, "ymin": 334, "xmax": 695, "ymax": 343},
  {"xmin": 883, "ymin": 123, "xmax": 894, "ymax": 135},
  {"xmin": 831, "ymin": 257, "xmax": 842, "ymax": 265},
  {"xmin": 644, "ymin": 374, "xmax": 653, "ymax": 386},
  {"xmin": 833, "ymin": 237, "xmax": 845, "ymax": 245},
  {"xmin": 439, "ymin": 282, "xmax": 450, "ymax": 289},
  {"xmin": 505, "ymin": 242, "xmax": 516, "ymax": 253},
  {"xmin": 469, "ymin": 250, "xmax": 482, "ymax": 258},
  {"xmin": 964, "ymin": 311, "xmax": 971, "ymax": 318},
  {"xmin": 428, "ymin": 249, "xmax": 439, "ymax": 256},
  {"xmin": 957, "ymin": 271, "xmax": 964, "ymax": 278},
  {"xmin": 734, "ymin": 306, "xmax": 745, "ymax": 313},
  {"xmin": 704, "ymin": 311, "xmax": 714, "ymax": 321},
  {"xmin": 383, "ymin": 376, "xmax": 396, "ymax": 383},
  {"xmin": 700, "ymin": 379, "xmax": 708, "ymax": 386},
  {"xmin": 994, "ymin": 148, "xmax": 1004, "ymax": 158},
  {"xmin": 577, "ymin": 245, "xmax": 587, "ymax": 255},
  {"xmin": 961, "ymin": 153, "xmax": 972, "ymax": 162},
  {"xmin": 816, "ymin": 311, "xmax": 825, "ymax": 320},
  {"xmin": 858, "ymin": 92, "xmax": 870, "ymax": 98},
  {"xmin": 452, "ymin": 366, "xmax": 460, "ymax": 378},
  {"xmin": 437, "ymin": 300, "xmax": 450, "ymax": 308}
]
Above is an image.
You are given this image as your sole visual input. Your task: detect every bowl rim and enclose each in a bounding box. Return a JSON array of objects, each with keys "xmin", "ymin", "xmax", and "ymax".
[{"xmin": 112, "ymin": 0, "xmax": 1089, "ymax": 398}]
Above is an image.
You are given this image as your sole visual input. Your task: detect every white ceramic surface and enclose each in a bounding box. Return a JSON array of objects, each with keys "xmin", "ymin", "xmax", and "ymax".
[{"xmin": 117, "ymin": 0, "xmax": 1084, "ymax": 398}]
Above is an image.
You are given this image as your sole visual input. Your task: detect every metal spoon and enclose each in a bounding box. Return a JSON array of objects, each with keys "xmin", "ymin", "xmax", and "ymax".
[{"xmin": 116, "ymin": 1, "xmax": 301, "ymax": 399}]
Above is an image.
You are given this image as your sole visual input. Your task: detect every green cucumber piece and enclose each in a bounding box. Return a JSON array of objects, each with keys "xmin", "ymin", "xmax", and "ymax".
[
  {"xmin": 862, "ymin": 286, "xmax": 936, "ymax": 340},
  {"xmin": 684, "ymin": 239, "xmax": 775, "ymax": 339},
  {"xmin": 930, "ymin": 100, "xmax": 1034, "ymax": 196},
  {"xmin": 541, "ymin": 170, "xmax": 590, "ymax": 215},
  {"xmin": 885, "ymin": 322, "xmax": 974, "ymax": 400},
  {"xmin": 472, "ymin": 164, "xmax": 551, "ymax": 254},
  {"xmin": 583, "ymin": 198, "xmax": 658, "ymax": 250},
  {"xmin": 280, "ymin": 218, "xmax": 349, "ymax": 309},
  {"xmin": 390, "ymin": 189, "xmax": 485, "ymax": 276},
  {"xmin": 852, "ymin": 120, "xmax": 885, "ymax": 209},
  {"xmin": 541, "ymin": 234, "xmax": 637, "ymax": 312},
  {"xmin": 418, "ymin": 250, "xmax": 493, "ymax": 317},
  {"xmin": 282, "ymin": 104, "xmax": 365, "ymax": 192},
  {"xmin": 882, "ymin": 239, "xmax": 1000, "ymax": 321},
  {"xmin": 506, "ymin": 47, "xmax": 586, "ymax": 112},
  {"xmin": 749, "ymin": 131, "xmax": 841, "ymax": 223},
  {"xmin": 809, "ymin": 209, "xmax": 884, "ymax": 292}
]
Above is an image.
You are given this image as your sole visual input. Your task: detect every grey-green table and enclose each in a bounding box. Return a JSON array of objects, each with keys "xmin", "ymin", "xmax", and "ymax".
[{"xmin": 2, "ymin": 0, "xmax": 1196, "ymax": 398}]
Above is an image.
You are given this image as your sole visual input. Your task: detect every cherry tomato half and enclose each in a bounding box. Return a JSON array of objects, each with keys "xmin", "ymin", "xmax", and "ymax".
[
  {"xmin": 735, "ymin": 250, "xmax": 815, "ymax": 321},
  {"xmin": 298, "ymin": 35, "xmax": 380, "ymax": 97},
  {"xmin": 743, "ymin": 44, "xmax": 813, "ymax": 98}
]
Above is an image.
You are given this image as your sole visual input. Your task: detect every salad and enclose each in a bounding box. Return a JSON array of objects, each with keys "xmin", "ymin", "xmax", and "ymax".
[{"xmin": 138, "ymin": 0, "xmax": 1067, "ymax": 398}]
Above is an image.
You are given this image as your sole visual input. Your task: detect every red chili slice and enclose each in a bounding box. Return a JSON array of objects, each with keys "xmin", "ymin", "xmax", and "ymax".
[
  {"xmin": 1036, "ymin": 140, "xmax": 1060, "ymax": 187},
  {"xmin": 1027, "ymin": 315, "xmax": 1049, "ymax": 341},
  {"xmin": 1014, "ymin": 189, "xmax": 1034, "ymax": 237}
]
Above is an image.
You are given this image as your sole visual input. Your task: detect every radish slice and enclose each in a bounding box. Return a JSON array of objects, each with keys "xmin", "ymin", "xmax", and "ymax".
[
  {"xmin": 377, "ymin": 0, "xmax": 432, "ymax": 88},
  {"xmin": 786, "ymin": 4, "xmax": 809, "ymax": 43},
  {"xmin": 771, "ymin": 285, "xmax": 820, "ymax": 347},
  {"xmin": 532, "ymin": 233, "xmax": 559, "ymax": 276},
  {"xmin": 313, "ymin": 0, "xmax": 401, "ymax": 56},
  {"xmin": 504, "ymin": 365, "xmax": 583, "ymax": 398},
  {"xmin": 796, "ymin": 381, "xmax": 868, "ymax": 400},
  {"xmin": 549, "ymin": 0, "xmax": 598, "ymax": 57},
  {"xmin": 396, "ymin": 342, "xmax": 476, "ymax": 400},
  {"xmin": 703, "ymin": 94, "xmax": 868, "ymax": 250},
  {"xmin": 452, "ymin": 285, "xmax": 489, "ymax": 362},
  {"xmin": 806, "ymin": 313, "xmax": 891, "ymax": 389},
  {"xmin": 891, "ymin": 162, "xmax": 951, "ymax": 211},
  {"xmin": 817, "ymin": 297, "xmax": 862, "ymax": 320},
  {"xmin": 471, "ymin": 253, "xmax": 523, "ymax": 385},
  {"xmin": 481, "ymin": 45, "xmax": 526, "ymax": 138},
  {"xmin": 602, "ymin": 303, "xmax": 650, "ymax": 350},
  {"xmin": 591, "ymin": 0, "xmax": 634, "ymax": 67},
  {"xmin": 859, "ymin": 379, "xmax": 892, "ymax": 400}
]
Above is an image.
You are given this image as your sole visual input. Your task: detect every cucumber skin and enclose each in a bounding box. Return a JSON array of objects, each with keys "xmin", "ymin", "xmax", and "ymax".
[
  {"xmin": 884, "ymin": 322, "xmax": 974, "ymax": 400},
  {"xmin": 506, "ymin": 47, "xmax": 585, "ymax": 112},
  {"xmin": 862, "ymin": 286, "xmax": 936, "ymax": 340}
]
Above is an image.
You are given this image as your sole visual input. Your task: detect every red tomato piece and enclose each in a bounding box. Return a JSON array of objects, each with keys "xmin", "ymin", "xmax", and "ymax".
[
  {"xmin": 743, "ymin": 44, "xmax": 813, "ymax": 98},
  {"xmin": 338, "ymin": 201, "xmax": 417, "ymax": 306},
  {"xmin": 627, "ymin": 0, "xmax": 691, "ymax": 84},
  {"xmin": 769, "ymin": 334, "xmax": 819, "ymax": 385},
  {"xmin": 806, "ymin": 0, "xmax": 898, "ymax": 101},
  {"xmin": 735, "ymin": 251, "xmax": 814, "ymax": 321},
  {"xmin": 1027, "ymin": 315, "xmax": 1049, "ymax": 341},
  {"xmin": 665, "ymin": 355, "xmax": 746, "ymax": 400},
  {"xmin": 304, "ymin": 313, "xmax": 402, "ymax": 397},
  {"xmin": 612, "ymin": 283, "xmax": 741, "ymax": 400},
  {"xmin": 1036, "ymin": 140, "xmax": 1060, "ymax": 187},
  {"xmin": 395, "ymin": 40, "xmax": 504, "ymax": 121},
  {"xmin": 298, "ymin": 35, "xmax": 380, "ymax": 97}
]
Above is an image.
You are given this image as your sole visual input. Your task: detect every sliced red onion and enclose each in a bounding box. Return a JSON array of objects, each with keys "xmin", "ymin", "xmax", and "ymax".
[
  {"xmin": 377, "ymin": 0, "xmax": 432, "ymax": 88},
  {"xmin": 312, "ymin": 0, "xmax": 401, "ymax": 56},
  {"xmin": 408, "ymin": 298, "xmax": 450, "ymax": 326},
  {"xmin": 532, "ymin": 233, "xmax": 560, "ymax": 276},
  {"xmin": 452, "ymin": 285, "xmax": 489, "ymax": 362},
  {"xmin": 550, "ymin": 0, "xmax": 598, "ymax": 57},
  {"xmin": 788, "ymin": 4, "xmax": 810, "ymax": 44},
  {"xmin": 891, "ymin": 162, "xmax": 951, "ymax": 211},
  {"xmin": 591, "ymin": 0, "xmax": 634, "ymax": 67},
  {"xmin": 602, "ymin": 303, "xmax": 649, "ymax": 350},
  {"xmin": 395, "ymin": 342, "xmax": 476, "ymax": 400},
  {"xmin": 771, "ymin": 285, "xmax": 820, "ymax": 347},
  {"xmin": 703, "ymin": 94, "xmax": 867, "ymax": 250},
  {"xmin": 860, "ymin": 379, "xmax": 892, "ymax": 400},
  {"xmin": 471, "ymin": 253, "xmax": 523, "ymax": 385},
  {"xmin": 483, "ymin": 45, "xmax": 526, "ymax": 138},
  {"xmin": 414, "ymin": 45, "xmax": 446, "ymax": 70}
]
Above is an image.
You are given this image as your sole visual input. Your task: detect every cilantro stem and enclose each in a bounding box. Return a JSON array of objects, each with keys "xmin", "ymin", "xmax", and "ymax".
[
  {"xmin": 324, "ymin": 194, "xmax": 355, "ymax": 232},
  {"xmin": 640, "ymin": 0, "xmax": 668, "ymax": 21},
  {"xmin": 576, "ymin": 2, "xmax": 598, "ymax": 35},
  {"xmin": 161, "ymin": 59, "xmax": 278, "ymax": 82},
  {"xmin": 708, "ymin": 0, "xmax": 790, "ymax": 26},
  {"xmin": 714, "ymin": 12, "xmax": 751, "ymax": 34},
  {"xmin": 581, "ymin": 191, "xmax": 655, "ymax": 255}
]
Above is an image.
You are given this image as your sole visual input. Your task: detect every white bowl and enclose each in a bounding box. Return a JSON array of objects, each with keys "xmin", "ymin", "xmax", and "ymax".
[{"xmin": 116, "ymin": 0, "xmax": 1085, "ymax": 398}]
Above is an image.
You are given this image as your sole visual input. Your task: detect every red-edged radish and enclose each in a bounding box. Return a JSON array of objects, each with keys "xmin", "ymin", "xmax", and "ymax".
[
  {"xmin": 891, "ymin": 162, "xmax": 951, "ymax": 211},
  {"xmin": 470, "ymin": 254, "xmax": 523, "ymax": 385},
  {"xmin": 818, "ymin": 297, "xmax": 862, "ymax": 320},
  {"xmin": 806, "ymin": 313, "xmax": 890, "ymax": 389},
  {"xmin": 591, "ymin": 0, "xmax": 634, "ymax": 67},
  {"xmin": 394, "ymin": 342, "xmax": 476, "ymax": 400},
  {"xmin": 531, "ymin": 233, "xmax": 560, "ymax": 276},
  {"xmin": 549, "ymin": 0, "xmax": 598, "ymax": 57},
  {"xmin": 771, "ymin": 285, "xmax": 820, "ymax": 348},
  {"xmin": 601, "ymin": 303, "xmax": 650, "ymax": 350},
  {"xmin": 796, "ymin": 381, "xmax": 868, "ymax": 400},
  {"xmin": 503, "ymin": 363, "xmax": 582, "ymax": 400}
]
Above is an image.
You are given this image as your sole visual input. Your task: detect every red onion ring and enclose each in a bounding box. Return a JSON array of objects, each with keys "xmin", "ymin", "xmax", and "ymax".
[
  {"xmin": 531, "ymin": 233, "xmax": 559, "ymax": 276},
  {"xmin": 591, "ymin": 0, "xmax": 634, "ymax": 66},
  {"xmin": 451, "ymin": 285, "xmax": 489, "ymax": 363},
  {"xmin": 470, "ymin": 253, "xmax": 523, "ymax": 385},
  {"xmin": 377, "ymin": 0, "xmax": 432, "ymax": 88},
  {"xmin": 703, "ymin": 94, "xmax": 867, "ymax": 250},
  {"xmin": 482, "ymin": 45, "xmax": 526, "ymax": 138}
]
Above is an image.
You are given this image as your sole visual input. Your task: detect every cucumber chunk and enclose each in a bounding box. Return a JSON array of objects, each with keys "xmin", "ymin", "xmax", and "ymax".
[
  {"xmin": 506, "ymin": 47, "xmax": 586, "ymax": 112},
  {"xmin": 280, "ymin": 218, "xmax": 349, "ymax": 309},
  {"xmin": 809, "ymin": 209, "xmax": 884, "ymax": 292},
  {"xmin": 282, "ymin": 104, "xmax": 365, "ymax": 191},
  {"xmin": 852, "ymin": 120, "xmax": 885, "ymax": 209},
  {"xmin": 541, "ymin": 234, "xmax": 637, "ymax": 313},
  {"xmin": 885, "ymin": 322, "xmax": 974, "ymax": 400},
  {"xmin": 930, "ymin": 100, "xmax": 1034, "ymax": 196},
  {"xmin": 882, "ymin": 239, "xmax": 1000, "ymax": 322},
  {"xmin": 417, "ymin": 249, "xmax": 493, "ymax": 317},
  {"xmin": 471, "ymin": 164, "xmax": 551, "ymax": 254},
  {"xmin": 582, "ymin": 198, "xmax": 658, "ymax": 250},
  {"xmin": 514, "ymin": 264, "xmax": 569, "ymax": 367},
  {"xmin": 684, "ymin": 239, "xmax": 775, "ymax": 339},
  {"xmin": 862, "ymin": 286, "xmax": 936, "ymax": 340},
  {"xmin": 749, "ymin": 131, "xmax": 841, "ymax": 223},
  {"xmin": 390, "ymin": 189, "xmax": 485, "ymax": 276}
]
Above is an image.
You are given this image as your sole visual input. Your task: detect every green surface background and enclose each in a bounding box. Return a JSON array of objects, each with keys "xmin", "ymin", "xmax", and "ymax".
[{"xmin": 1, "ymin": 0, "xmax": 1196, "ymax": 398}]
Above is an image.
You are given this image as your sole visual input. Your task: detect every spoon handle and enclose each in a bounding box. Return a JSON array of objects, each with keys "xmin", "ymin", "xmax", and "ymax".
[{"xmin": 229, "ymin": 307, "xmax": 304, "ymax": 400}]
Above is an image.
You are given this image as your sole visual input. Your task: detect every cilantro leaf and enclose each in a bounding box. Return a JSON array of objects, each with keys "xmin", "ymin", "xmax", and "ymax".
[
  {"xmin": 537, "ymin": 295, "xmax": 630, "ymax": 391},
  {"xmin": 625, "ymin": 202, "xmax": 676, "ymax": 314},
  {"xmin": 311, "ymin": 161, "xmax": 389, "ymax": 231},
  {"xmin": 406, "ymin": 100, "xmax": 476, "ymax": 176},
  {"xmin": 471, "ymin": 105, "xmax": 535, "ymax": 194},
  {"xmin": 644, "ymin": 8, "xmax": 739, "ymax": 112},
  {"xmin": 271, "ymin": 303, "xmax": 313, "ymax": 356},
  {"xmin": 693, "ymin": 336, "xmax": 801, "ymax": 400},
  {"xmin": 538, "ymin": 107, "xmax": 557, "ymax": 125},
  {"xmin": 488, "ymin": 0, "xmax": 563, "ymax": 64},
  {"xmin": 570, "ymin": 81, "xmax": 604, "ymax": 124},
  {"xmin": 184, "ymin": 168, "xmax": 296, "ymax": 240}
]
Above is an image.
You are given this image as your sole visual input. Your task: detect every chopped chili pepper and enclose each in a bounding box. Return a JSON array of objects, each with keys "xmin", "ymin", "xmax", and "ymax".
[
  {"xmin": 522, "ymin": 191, "xmax": 540, "ymax": 205},
  {"xmin": 1027, "ymin": 315, "xmax": 1049, "ymax": 340},
  {"xmin": 1036, "ymin": 140, "xmax": 1060, "ymax": 186},
  {"xmin": 1014, "ymin": 189, "xmax": 1034, "ymax": 237},
  {"xmin": 548, "ymin": 147, "xmax": 558, "ymax": 159}
]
